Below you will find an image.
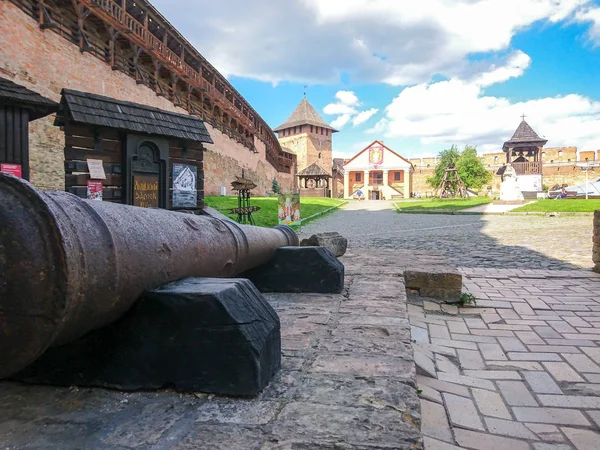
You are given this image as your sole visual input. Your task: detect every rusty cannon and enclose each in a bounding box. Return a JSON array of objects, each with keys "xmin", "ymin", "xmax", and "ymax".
[{"xmin": 0, "ymin": 173, "xmax": 299, "ymax": 380}]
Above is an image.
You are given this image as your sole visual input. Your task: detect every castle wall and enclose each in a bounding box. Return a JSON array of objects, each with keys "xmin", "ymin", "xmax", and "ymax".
[{"xmin": 0, "ymin": 1, "xmax": 291, "ymax": 195}]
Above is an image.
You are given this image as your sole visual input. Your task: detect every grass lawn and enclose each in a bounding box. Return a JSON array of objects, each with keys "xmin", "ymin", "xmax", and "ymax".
[
  {"xmin": 394, "ymin": 197, "xmax": 492, "ymax": 212},
  {"xmin": 512, "ymin": 199, "xmax": 600, "ymax": 213},
  {"xmin": 204, "ymin": 196, "xmax": 346, "ymax": 228}
]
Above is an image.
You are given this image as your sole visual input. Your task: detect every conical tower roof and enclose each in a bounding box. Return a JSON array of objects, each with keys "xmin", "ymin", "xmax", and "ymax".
[
  {"xmin": 503, "ymin": 119, "xmax": 548, "ymax": 149},
  {"xmin": 274, "ymin": 98, "xmax": 338, "ymax": 132}
]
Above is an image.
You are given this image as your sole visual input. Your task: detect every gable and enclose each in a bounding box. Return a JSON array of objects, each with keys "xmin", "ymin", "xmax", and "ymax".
[{"xmin": 343, "ymin": 141, "xmax": 412, "ymax": 170}]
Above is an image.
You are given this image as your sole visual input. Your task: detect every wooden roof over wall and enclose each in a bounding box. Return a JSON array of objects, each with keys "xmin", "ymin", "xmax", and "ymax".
[
  {"xmin": 56, "ymin": 89, "xmax": 213, "ymax": 143},
  {"xmin": 0, "ymin": 77, "xmax": 59, "ymax": 120}
]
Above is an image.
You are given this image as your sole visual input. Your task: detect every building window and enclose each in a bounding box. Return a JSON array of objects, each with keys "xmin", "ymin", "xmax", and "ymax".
[
  {"xmin": 326, "ymin": 129, "xmax": 329, "ymax": 136},
  {"xmin": 321, "ymin": 128, "xmax": 324, "ymax": 135},
  {"xmin": 551, "ymin": 160, "xmax": 554, "ymax": 163},
  {"xmin": 568, "ymin": 159, "xmax": 571, "ymax": 162},
  {"xmin": 394, "ymin": 171, "xmax": 401, "ymax": 181},
  {"xmin": 310, "ymin": 125, "xmax": 313, "ymax": 133},
  {"xmin": 356, "ymin": 173, "xmax": 362, "ymax": 182},
  {"xmin": 586, "ymin": 157, "xmax": 589, "ymax": 162},
  {"xmin": 494, "ymin": 156, "xmax": 498, "ymax": 162},
  {"xmin": 369, "ymin": 171, "xmax": 383, "ymax": 185},
  {"xmin": 558, "ymin": 150, "xmax": 563, "ymax": 157},
  {"xmin": 542, "ymin": 152, "xmax": 546, "ymax": 158}
]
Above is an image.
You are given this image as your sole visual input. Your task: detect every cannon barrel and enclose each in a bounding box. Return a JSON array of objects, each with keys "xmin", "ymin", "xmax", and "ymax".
[{"xmin": 0, "ymin": 174, "xmax": 298, "ymax": 378}]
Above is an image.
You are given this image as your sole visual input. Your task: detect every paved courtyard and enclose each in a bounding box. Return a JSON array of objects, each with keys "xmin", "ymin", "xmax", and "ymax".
[
  {"xmin": 302, "ymin": 201, "xmax": 600, "ymax": 449},
  {"xmin": 299, "ymin": 200, "xmax": 594, "ymax": 270},
  {"xmin": 1, "ymin": 200, "xmax": 598, "ymax": 449}
]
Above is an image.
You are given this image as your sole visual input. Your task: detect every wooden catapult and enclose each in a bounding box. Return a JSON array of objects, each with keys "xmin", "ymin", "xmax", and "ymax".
[{"xmin": 436, "ymin": 165, "xmax": 468, "ymax": 199}]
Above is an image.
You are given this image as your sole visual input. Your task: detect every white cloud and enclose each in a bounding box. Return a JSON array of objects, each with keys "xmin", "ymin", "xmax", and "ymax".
[
  {"xmin": 575, "ymin": 7, "xmax": 600, "ymax": 44},
  {"xmin": 151, "ymin": 0, "xmax": 594, "ymax": 85},
  {"xmin": 325, "ymin": 91, "xmax": 379, "ymax": 129},
  {"xmin": 372, "ymin": 54, "xmax": 600, "ymax": 151},
  {"xmin": 352, "ymin": 108, "xmax": 379, "ymax": 126},
  {"xmin": 331, "ymin": 114, "xmax": 353, "ymax": 129}
]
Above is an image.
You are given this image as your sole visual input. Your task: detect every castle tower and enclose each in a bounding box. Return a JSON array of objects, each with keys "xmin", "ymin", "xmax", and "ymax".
[{"xmin": 274, "ymin": 98, "xmax": 338, "ymax": 176}]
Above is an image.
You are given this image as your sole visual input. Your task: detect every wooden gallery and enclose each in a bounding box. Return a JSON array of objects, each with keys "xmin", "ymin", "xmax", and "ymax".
[{"xmin": 1, "ymin": 78, "xmax": 212, "ymax": 209}]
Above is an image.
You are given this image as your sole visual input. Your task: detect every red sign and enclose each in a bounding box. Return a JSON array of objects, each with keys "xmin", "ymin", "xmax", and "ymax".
[
  {"xmin": 1, "ymin": 164, "xmax": 22, "ymax": 178},
  {"xmin": 87, "ymin": 180, "xmax": 103, "ymax": 201}
]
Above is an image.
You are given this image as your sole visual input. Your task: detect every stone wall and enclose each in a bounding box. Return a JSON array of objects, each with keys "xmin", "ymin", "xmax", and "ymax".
[
  {"xmin": 542, "ymin": 147, "xmax": 578, "ymax": 164},
  {"xmin": 0, "ymin": 1, "xmax": 289, "ymax": 195},
  {"xmin": 278, "ymin": 134, "xmax": 309, "ymax": 173},
  {"xmin": 278, "ymin": 131, "xmax": 333, "ymax": 176},
  {"xmin": 307, "ymin": 134, "xmax": 333, "ymax": 174}
]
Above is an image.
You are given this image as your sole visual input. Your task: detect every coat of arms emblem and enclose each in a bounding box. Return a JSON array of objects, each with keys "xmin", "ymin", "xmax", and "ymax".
[{"xmin": 369, "ymin": 145, "xmax": 384, "ymax": 166}]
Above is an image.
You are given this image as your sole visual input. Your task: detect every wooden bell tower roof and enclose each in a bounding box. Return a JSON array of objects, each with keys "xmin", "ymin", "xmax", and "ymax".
[{"xmin": 503, "ymin": 118, "xmax": 548, "ymax": 151}]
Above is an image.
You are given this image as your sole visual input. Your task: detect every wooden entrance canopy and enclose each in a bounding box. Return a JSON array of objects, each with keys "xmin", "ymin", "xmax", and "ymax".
[{"xmin": 0, "ymin": 77, "xmax": 59, "ymax": 181}]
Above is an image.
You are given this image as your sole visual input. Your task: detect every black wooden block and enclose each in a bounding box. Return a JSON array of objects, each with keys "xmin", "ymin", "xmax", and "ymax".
[
  {"xmin": 13, "ymin": 278, "xmax": 281, "ymax": 396},
  {"xmin": 241, "ymin": 246, "xmax": 344, "ymax": 294}
]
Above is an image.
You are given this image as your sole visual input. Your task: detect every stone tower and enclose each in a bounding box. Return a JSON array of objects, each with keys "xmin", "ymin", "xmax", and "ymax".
[{"xmin": 274, "ymin": 98, "xmax": 338, "ymax": 175}]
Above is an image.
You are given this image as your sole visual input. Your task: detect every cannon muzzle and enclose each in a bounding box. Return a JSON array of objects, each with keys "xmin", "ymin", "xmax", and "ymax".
[{"xmin": 0, "ymin": 174, "xmax": 298, "ymax": 378}]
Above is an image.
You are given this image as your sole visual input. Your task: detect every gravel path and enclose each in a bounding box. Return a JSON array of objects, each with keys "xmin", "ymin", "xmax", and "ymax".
[{"xmin": 298, "ymin": 200, "xmax": 594, "ymax": 270}]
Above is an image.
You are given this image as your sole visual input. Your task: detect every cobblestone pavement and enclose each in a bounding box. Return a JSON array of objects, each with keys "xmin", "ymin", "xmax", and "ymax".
[
  {"xmin": 0, "ymin": 251, "xmax": 423, "ymax": 450},
  {"xmin": 298, "ymin": 200, "xmax": 594, "ymax": 270},
  {"xmin": 410, "ymin": 268, "xmax": 600, "ymax": 450}
]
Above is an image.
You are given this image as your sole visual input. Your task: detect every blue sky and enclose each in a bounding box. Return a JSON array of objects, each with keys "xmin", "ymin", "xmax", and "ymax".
[{"xmin": 153, "ymin": 0, "xmax": 600, "ymax": 159}]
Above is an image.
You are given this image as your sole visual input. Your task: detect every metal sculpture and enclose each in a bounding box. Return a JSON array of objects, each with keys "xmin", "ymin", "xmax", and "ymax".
[
  {"xmin": 0, "ymin": 174, "xmax": 298, "ymax": 378},
  {"xmin": 230, "ymin": 175, "xmax": 260, "ymax": 225}
]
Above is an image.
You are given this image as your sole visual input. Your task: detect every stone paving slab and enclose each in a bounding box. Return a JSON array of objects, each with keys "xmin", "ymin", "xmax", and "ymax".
[
  {"xmin": 0, "ymin": 251, "xmax": 421, "ymax": 450},
  {"xmin": 410, "ymin": 268, "xmax": 600, "ymax": 450}
]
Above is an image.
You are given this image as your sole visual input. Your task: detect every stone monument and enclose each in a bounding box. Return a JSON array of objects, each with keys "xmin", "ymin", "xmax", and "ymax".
[{"xmin": 499, "ymin": 164, "xmax": 524, "ymax": 202}]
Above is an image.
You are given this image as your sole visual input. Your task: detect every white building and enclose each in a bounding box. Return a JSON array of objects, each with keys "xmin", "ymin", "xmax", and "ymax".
[{"xmin": 343, "ymin": 141, "xmax": 413, "ymax": 200}]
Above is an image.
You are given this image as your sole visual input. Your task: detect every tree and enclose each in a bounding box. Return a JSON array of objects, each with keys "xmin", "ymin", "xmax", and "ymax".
[
  {"xmin": 427, "ymin": 145, "xmax": 491, "ymax": 191},
  {"xmin": 272, "ymin": 178, "xmax": 281, "ymax": 194},
  {"xmin": 456, "ymin": 146, "xmax": 492, "ymax": 190}
]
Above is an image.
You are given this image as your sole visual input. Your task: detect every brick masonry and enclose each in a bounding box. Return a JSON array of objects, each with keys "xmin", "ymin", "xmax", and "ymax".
[{"xmin": 0, "ymin": 1, "xmax": 293, "ymax": 194}]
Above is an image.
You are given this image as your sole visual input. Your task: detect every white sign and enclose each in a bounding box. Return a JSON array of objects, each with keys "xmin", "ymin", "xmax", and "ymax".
[
  {"xmin": 87, "ymin": 159, "xmax": 106, "ymax": 180},
  {"xmin": 518, "ymin": 175, "xmax": 542, "ymax": 192}
]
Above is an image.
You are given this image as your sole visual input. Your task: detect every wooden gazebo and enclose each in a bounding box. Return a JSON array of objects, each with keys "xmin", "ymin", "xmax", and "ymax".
[{"xmin": 297, "ymin": 162, "xmax": 331, "ymax": 197}]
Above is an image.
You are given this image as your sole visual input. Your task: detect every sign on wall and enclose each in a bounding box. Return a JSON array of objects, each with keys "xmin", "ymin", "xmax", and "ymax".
[
  {"xmin": 1, "ymin": 164, "xmax": 22, "ymax": 178},
  {"xmin": 172, "ymin": 163, "xmax": 198, "ymax": 208},
  {"xmin": 278, "ymin": 194, "xmax": 301, "ymax": 226},
  {"xmin": 87, "ymin": 181, "xmax": 103, "ymax": 201},
  {"xmin": 133, "ymin": 174, "xmax": 159, "ymax": 208},
  {"xmin": 87, "ymin": 159, "xmax": 106, "ymax": 180},
  {"xmin": 369, "ymin": 145, "xmax": 384, "ymax": 167}
]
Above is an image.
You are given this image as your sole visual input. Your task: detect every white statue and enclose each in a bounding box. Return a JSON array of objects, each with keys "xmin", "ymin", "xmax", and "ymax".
[{"xmin": 499, "ymin": 164, "xmax": 524, "ymax": 201}]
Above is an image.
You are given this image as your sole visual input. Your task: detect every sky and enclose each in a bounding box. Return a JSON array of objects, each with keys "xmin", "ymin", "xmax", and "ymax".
[{"xmin": 153, "ymin": 0, "xmax": 600, "ymax": 160}]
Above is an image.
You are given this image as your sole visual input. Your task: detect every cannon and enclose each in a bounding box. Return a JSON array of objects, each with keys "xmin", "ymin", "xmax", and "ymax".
[{"xmin": 0, "ymin": 174, "xmax": 298, "ymax": 379}]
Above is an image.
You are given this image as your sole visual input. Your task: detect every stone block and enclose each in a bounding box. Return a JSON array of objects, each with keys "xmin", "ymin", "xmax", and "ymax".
[
  {"xmin": 300, "ymin": 232, "xmax": 348, "ymax": 257},
  {"xmin": 242, "ymin": 246, "xmax": 344, "ymax": 294},
  {"xmin": 404, "ymin": 267, "xmax": 462, "ymax": 302},
  {"xmin": 13, "ymin": 278, "xmax": 281, "ymax": 396}
]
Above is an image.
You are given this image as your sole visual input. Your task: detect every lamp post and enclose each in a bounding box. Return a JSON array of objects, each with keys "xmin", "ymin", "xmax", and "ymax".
[{"xmin": 577, "ymin": 162, "xmax": 599, "ymax": 200}]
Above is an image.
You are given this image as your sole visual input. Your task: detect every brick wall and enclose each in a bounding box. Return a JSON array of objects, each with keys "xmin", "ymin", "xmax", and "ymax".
[
  {"xmin": 0, "ymin": 1, "xmax": 287, "ymax": 194},
  {"xmin": 542, "ymin": 147, "xmax": 577, "ymax": 164}
]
